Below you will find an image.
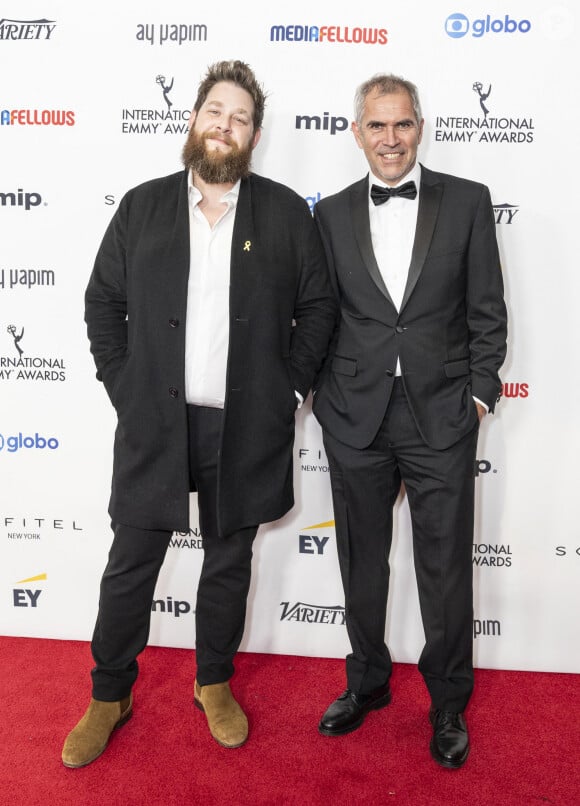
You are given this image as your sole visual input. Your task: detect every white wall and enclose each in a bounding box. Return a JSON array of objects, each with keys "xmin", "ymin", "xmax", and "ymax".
[{"xmin": 2, "ymin": 0, "xmax": 578, "ymax": 673}]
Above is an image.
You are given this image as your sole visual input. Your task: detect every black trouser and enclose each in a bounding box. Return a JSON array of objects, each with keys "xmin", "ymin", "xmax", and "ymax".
[
  {"xmin": 91, "ymin": 405, "xmax": 257, "ymax": 701},
  {"xmin": 323, "ymin": 379, "xmax": 478, "ymax": 713}
]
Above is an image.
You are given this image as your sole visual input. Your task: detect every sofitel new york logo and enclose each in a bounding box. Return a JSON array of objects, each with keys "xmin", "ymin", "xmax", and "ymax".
[
  {"xmin": 435, "ymin": 82, "xmax": 534, "ymax": 144},
  {"xmin": 121, "ymin": 76, "xmax": 190, "ymax": 135},
  {"xmin": 0, "ymin": 324, "xmax": 66, "ymax": 381}
]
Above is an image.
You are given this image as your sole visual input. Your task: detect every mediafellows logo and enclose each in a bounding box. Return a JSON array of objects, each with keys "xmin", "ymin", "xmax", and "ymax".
[
  {"xmin": 270, "ymin": 24, "xmax": 387, "ymax": 45},
  {"xmin": 0, "ymin": 18, "xmax": 56, "ymax": 40},
  {"xmin": 0, "ymin": 108, "xmax": 74, "ymax": 126},
  {"xmin": 1, "ymin": 324, "xmax": 66, "ymax": 382},
  {"xmin": 445, "ymin": 12, "xmax": 531, "ymax": 38},
  {"xmin": 121, "ymin": 75, "xmax": 190, "ymax": 135},
  {"xmin": 434, "ymin": 81, "xmax": 534, "ymax": 144}
]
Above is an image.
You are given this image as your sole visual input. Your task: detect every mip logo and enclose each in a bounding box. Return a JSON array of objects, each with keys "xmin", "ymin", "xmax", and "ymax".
[{"xmin": 445, "ymin": 12, "xmax": 531, "ymax": 38}]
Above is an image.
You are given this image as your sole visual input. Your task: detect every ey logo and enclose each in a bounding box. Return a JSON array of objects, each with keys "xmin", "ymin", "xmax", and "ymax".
[
  {"xmin": 13, "ymin": 572, "xmax": 46, "ymax": 607},
  {"xmin": 299, "ymin": 520, "xmax": 334, "ymax": 555}
]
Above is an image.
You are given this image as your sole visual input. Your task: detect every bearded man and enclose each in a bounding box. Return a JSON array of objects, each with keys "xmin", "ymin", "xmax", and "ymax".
[{"xmin": 61, "ymin": 60, "xmax": 336, "ymax": 767}]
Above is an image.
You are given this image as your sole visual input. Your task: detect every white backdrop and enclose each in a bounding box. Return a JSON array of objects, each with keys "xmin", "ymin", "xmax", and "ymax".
[{"xmin": 1, "ymin": 1, "xmax": 579, "ymax": 673}]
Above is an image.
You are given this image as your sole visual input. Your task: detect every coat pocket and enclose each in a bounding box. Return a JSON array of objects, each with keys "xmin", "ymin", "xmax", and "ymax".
[
  {"xmin": 443, "ymin": 358, "xmax": 470, "ymax": 378},
  {"xmin": 332, "ymin": 355, "xmax": 357, "ymax": 377}
]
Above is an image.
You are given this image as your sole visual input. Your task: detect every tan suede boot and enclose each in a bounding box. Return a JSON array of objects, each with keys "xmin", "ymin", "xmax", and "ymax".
[
  {"xmin": 194, "ymin": 681, "xmax": 248, "ymax": 748},
  {"xmin": 61, "ymin": 694, "xmax": 133, "ymax": 768}
]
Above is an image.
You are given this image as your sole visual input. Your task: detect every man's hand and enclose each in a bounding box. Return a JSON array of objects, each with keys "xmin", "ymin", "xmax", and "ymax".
[{"xmin": 475, "ymin": 402, "xmax": 486, "ymax": 422}]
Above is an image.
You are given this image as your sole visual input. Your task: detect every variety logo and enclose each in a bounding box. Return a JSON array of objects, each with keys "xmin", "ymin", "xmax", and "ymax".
[
  {"xmin": 473, "ymin": 617, "xmax": 501, "ymax": 638},
  {"xmin": 473, "ymin": 543, "xmax": 512, "ymax": 567},
  {"xmin": 445, "ymin": 12, "xmax": 531, "ymax": 39},
  {"xmin": 0, "ymin": 268, "xmax": 55, "ymax": 291},
  {"xmin": 121, "ymin": 75, "xmax": 190, "ymax": 135},
  {"xmin": 0, "ymin": 18, "xmax": 56, "ymax": 40},
  {"xmin": 295, "ymin": 112, "xmax": 349, "ymax": 136},
  {"xmin": 280, "ymin": 601, "xmax": 346, "ymax": 625},
  {"xmin": 502, "ymin": 382, "xmax": 528, "ymax": 399},
  {"xmin": 270, "ymin": 24, "xmax": 387, "ymax": 45},
  {"xmin": 0, "ymin": 109, "xmax": 74, "ymax": 126},
  {"xmin": 434, "ymin": 81, "xmax": 534, "ymax": 144},
  {"xmin": 0, "ymin": 432, "xmax": 59, "ymax": 453},
  {"xmin": 136, "ymin": 22, "xmax": 208, "ymax": 46},
  {"xmin": 0, "ymin": 189, "xmax": 45, "ymax": 210},
  {"xmin": 169, "ymin": 526, "xmax": 203, "ymax": 549},
  {"xmin": 151, "ymin": 595, "xmax": 194, "ymax": 617},
  {"xmin": 299, "ymin": 520, "xmax": 334, "ymax": 555},
  {"xmin": 1, "ymin": 324, "xmax": 66, "ymax": 381},
  {"xmin": 493, "ymin": 203, "xmax": 519, "ymax": 224},
  {"xmin": 13, "ymin": 573, "xmax": 46, "ymax": 609}
]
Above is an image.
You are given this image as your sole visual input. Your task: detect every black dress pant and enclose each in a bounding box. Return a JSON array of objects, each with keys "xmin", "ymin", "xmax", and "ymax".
[
  {"xmin": 323, "ymin": 379, "xmax": 478, "ymax": 713},
  {"xmin": 91, "ymin": 405, "xmax": 257, "ymax": 701}
]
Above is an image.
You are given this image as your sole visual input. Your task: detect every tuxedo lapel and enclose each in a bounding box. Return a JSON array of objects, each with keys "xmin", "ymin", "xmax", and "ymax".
[
  {"xmin": 400, "ymin": 169, "xmax": 442, "ymax": 312},
  {"xmin": 350, "ymin": 177, "xmax": 397, "ymax": 309}
]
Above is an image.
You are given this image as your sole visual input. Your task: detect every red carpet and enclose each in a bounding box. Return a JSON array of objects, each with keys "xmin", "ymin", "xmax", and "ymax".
[{"xmin": 1, "ymin": 637, "xmax": 578, "ymax": 805}]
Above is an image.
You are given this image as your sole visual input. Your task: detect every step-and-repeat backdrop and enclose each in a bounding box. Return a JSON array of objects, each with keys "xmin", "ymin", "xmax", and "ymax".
[{"xmin": 1, "ymin": 1, "xmax": 578, "ymax": 673}]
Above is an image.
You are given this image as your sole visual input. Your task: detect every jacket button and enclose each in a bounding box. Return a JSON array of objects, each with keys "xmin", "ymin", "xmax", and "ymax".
[
  {"xmin": 169, "ymin": 387, "xmax": 178, "ymax": 398},
  {"xmin": 386, "ymin": 369, "xmax": 394, "ymax": 377},
  {"xmin": 169, "ymin": 318, "xmax": 179, "ymax": 328},
  {"xmin": 395, "ymin": 325, "xmax": 405, "ymax": 334}
]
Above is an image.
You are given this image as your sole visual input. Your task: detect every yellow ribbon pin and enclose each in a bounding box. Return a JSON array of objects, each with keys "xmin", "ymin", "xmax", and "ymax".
[{"xmin": 243, "ymin": 240, "xmax": 251, "ymax": 252}]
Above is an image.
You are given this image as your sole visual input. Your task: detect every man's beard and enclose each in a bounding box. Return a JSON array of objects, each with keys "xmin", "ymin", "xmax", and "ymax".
[{"xmin": 181, "ymin": 128, "xmax": 253, "ymax": 184}]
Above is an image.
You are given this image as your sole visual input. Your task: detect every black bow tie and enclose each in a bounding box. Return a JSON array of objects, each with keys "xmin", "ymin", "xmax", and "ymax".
[{"xmin": 370, "ymin": 181, "xmax": 417, "ymax": 205}]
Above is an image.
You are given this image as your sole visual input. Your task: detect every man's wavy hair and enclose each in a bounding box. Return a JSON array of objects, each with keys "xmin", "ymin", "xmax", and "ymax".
[{"xmin": 193, "ymin": 60, "xmax": 266, "ymax": 130}]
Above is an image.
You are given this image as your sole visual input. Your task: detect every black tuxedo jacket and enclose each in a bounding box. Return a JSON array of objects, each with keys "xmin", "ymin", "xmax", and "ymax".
[
  {"xmin": 313, "ymin": 166, "xmax": 507, "ymax": 450},
  {"xmin": 85, "ymin": 170, "xmax": 336, "ymax": 535}
]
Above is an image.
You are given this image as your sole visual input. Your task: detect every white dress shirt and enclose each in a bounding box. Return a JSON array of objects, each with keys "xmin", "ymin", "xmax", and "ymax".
[
  {"xmin": 369, "ymin": 162, "xmax": 421, "ymax": 376},
  {"xmin": 184, "ymin": 178, "xmax": 239, "ymax": 408}
]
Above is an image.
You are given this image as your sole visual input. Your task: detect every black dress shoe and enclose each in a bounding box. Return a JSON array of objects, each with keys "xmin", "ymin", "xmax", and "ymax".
[
  {"xmin": 318, "ymin": 684, "xmax": 391, "ymax": 736},
  {"xmin": 429, "ymin": 708, "xmax": 470, "ymax": 769}
]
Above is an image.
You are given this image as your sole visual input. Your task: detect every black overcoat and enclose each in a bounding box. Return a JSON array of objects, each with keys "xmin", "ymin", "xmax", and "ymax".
[{"xmin": 85, "ymin": 170, "xmax": 336, "ymax": 536}]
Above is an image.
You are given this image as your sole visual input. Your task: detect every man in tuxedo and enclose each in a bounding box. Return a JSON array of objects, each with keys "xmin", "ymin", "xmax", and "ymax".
[
  {"xmin": 61, "ymin": 60, "xmax": 336, "ymax": 767},
  {"xmin": 313, "ymin": 73, "xmax": 507, "ymax": 768}
]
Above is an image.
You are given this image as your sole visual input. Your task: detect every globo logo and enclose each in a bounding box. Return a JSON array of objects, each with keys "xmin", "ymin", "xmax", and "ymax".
[
  {"xmin": 0, "ymin": 432, "xmax": 59, "ymax": 453},
  {"xmin": 445, "ymin": 12, "xmax": 531, "ymax": 38}
]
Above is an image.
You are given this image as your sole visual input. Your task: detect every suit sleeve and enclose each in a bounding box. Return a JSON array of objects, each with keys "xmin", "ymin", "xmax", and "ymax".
[
  {"xmin": 84, "ymin": 195, "xmax": 130, "ymax": 405},
  {"xmin": 288, "ymin": 204, "xmax": 338, "ymax": 398},
  {"xmin": 466, "ymin": 185, "xmax": 508, "ymax": 412}
]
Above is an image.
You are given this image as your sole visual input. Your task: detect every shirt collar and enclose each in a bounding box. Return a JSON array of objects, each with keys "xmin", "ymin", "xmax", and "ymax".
[{"xmin": 187, "ymin": 172, "xmax": 241, "ymax": 208}]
